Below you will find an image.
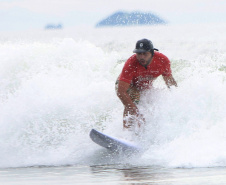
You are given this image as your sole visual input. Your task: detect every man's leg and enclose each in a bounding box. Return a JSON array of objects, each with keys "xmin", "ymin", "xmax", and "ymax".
[{"xmin": 115, "ymin": 80, "xmax": 140, "ymax": 129}]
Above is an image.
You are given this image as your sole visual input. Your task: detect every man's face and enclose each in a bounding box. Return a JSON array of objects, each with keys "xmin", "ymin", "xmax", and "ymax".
[{"xmin": 136, "ymin": 52, "xmax": 152, "ymax": 67}]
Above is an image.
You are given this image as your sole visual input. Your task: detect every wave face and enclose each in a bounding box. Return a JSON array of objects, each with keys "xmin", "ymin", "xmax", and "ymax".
[{"xmin": 0, "ymin": 23, "xmax": 226, "ymax": 168}]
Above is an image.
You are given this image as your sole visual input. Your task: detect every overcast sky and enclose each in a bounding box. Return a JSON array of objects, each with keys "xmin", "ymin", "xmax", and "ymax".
[{"xmin": 0, "ymin": 0, "xmax": 226, "ymax": 31}]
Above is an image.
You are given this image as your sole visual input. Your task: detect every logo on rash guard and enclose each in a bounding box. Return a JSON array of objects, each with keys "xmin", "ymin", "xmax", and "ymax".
[{"xmin": 138, "ymin": 75, "xmax": 156, "ymax": 82}]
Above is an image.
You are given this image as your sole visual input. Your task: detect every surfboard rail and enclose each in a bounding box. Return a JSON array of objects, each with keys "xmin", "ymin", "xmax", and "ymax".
[{"xmin": 89, "ymin": 129, "xmax": 140, "ymax": 153}]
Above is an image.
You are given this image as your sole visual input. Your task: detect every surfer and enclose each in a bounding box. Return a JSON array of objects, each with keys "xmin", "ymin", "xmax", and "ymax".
[{"xmin": 116, "ymin": 38, "xmax": 177, "ymax": 129}]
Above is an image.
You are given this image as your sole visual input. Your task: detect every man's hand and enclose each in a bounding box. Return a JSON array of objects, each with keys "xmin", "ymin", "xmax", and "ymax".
[{"xmin": 123, "ymin": 105, "xmax": 145, "ymax": 129}]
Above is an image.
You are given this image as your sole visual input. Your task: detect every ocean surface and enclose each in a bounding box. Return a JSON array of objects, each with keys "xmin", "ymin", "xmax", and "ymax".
[{"xmin": 1, "ymin": 23, "xmax": 226, "ymax": 184}]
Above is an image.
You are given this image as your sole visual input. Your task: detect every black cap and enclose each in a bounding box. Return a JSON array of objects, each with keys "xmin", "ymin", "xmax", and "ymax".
[{"xmin": 133, "ymin": 39, "xmax": 158, "ymax": 53}]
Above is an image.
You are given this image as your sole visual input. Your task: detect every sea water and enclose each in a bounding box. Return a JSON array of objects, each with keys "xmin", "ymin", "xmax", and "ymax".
[{"xmin": 0, "ymin": 23, "xmax": 226, "ymax": 184}]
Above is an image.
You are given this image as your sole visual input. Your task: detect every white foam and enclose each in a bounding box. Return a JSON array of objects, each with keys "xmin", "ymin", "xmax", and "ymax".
[{"xmin": 0, "ymin": 23, "xmax": 226, "ymax": 168}]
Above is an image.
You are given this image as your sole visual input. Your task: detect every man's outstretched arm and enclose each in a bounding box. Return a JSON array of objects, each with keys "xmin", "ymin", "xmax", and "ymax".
[
  {"xmin": 117, "ymin": 80, "xmax": 144, "ymax": 128},
  {"xmin": 163, "ymin": 75, "xmax": 177, "ymax": 88}
]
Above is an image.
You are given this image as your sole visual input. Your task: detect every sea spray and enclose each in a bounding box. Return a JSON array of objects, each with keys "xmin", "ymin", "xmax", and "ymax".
[
  {"xmin": 0, "ymin": 38, "xmax": 119, "ymax": 167},
  {"xmin": 139, "ymin": 54, "xmax": 226, "ymax": 167},
  {"xmin": 0, "ymin": 24, "xmax": 226, "ymax": 168}
]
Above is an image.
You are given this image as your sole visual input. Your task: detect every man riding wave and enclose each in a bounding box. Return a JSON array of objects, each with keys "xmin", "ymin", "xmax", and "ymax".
[{"xmin": 116, "ymin": 39, "xmax": 177, "ymax": 129}]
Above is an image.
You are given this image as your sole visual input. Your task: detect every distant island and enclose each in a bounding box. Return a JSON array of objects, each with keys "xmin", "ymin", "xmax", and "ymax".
[
  {"xmin": 96, "ymin": 11, "xmax": 166, "ymax": 27},
  {"xmin": 45, "ymin": 24, "xmax": 63, "ymax": 30}
]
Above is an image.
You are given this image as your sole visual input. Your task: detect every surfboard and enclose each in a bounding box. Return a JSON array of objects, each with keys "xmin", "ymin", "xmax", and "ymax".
[{"xmin": 89, "ymin": 129, "xmax": 140, "ymax": 153}]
